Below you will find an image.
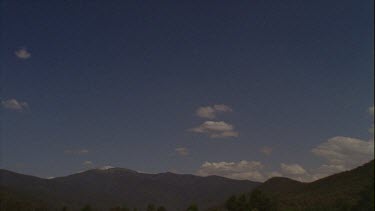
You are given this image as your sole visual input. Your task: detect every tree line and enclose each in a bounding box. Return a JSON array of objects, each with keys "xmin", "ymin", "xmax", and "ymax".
[{"xmin": 78, "ymin": 203, "xmax": 198, "ymax": 211}]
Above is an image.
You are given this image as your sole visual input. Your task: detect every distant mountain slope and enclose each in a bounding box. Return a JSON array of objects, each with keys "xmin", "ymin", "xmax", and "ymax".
[
  {"xmin": 0, "ymin": 168, "xmax": 260, "ymax": 211},
  {"xmin": 257, "ymin": 160, "xmax": 374, "ymax": 210}
]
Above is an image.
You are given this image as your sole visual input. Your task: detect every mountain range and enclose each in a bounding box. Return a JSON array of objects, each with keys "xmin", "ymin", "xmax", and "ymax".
[
  {"xmin": 1, "ymin": 160, "xmax": 374, "ymax": 211},
  {"xmin": 0, "ymin": 167, "xmax": 259, "ymax": 211}
]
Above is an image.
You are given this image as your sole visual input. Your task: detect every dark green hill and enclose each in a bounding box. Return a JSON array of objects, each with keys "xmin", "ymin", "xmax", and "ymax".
[
  {"xmin": 257, "ymin": 160, "xmax": 374, "ymax": 210},
  {"xmin": 218, "ymin": 160, "xmax": 374, "ymax": 211}
]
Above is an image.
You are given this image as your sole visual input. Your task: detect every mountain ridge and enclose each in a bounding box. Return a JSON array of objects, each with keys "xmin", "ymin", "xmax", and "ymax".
[
  {"xmin": 1, "ymin": 160, "xmax": 373, "ymax": 211},
  {"xmin": 0, "ymin": 167, "xmax": 260, "ymax": 211}
]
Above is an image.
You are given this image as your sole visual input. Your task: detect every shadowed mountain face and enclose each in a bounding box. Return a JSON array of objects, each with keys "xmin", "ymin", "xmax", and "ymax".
[
  {"xmin": 216, "ymin": 160, "xmax": 374, "ymax": 211},
  {"xmin": 255, "ymin": 160, "xmax": 375, "ymax": 210},
  {"xmin": 0, "ymin": 168, "xmax": 260, "ymax": 211}
]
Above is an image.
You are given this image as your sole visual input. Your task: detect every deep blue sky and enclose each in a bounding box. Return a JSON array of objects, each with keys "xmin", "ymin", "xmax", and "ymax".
[{"xmin": 1, "ymin": 0, "xmax": 373, "ymax": 180}]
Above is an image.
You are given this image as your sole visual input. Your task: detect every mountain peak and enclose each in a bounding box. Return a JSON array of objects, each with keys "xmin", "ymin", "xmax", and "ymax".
[{"xmin": 97, "ymin": 165, "xmax": 115, "ymax": 170}]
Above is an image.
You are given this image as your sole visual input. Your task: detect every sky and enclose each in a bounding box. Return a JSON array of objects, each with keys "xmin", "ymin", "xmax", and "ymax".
[{"xmin": 1, "ymin": 0, "xmax": 374, "ymax": 182}]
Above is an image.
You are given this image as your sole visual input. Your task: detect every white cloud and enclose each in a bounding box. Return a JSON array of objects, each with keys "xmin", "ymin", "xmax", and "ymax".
[
  {"xmin": 64, "ymin": 149, "xmax": 89, "ymax": 155},
  {"xmin": 308, "ymin": 108, "xmax": 375, "ymax": 179},
  {"xmin": 279, "ymin": 163, "xmax": 314, "ymax": 182},
  {"xmin": 195, "ymin": 160, "xmax": 315, "ymax": 182},
  {"xmin": 196, "ymin": 104, "xmax": 232, "ymax": 119},
  {"xmin": 196, "ymin": 106, "xmax": 216, "ymax": 119},
  {"xmin": 175, "ymin": 147, "xmax": 189, "ymax": 156},
  {"xmin": 281, "ymin": 163, "xmax": 307, "ymax": 175},
  {"xmin": 1, "ymin": 99, "xmax": 29, "ymax": 111},
  {"xmin": 196, "ymin": 160, "xmax": 265, "ymax": 181},
  {"xmin": 311, "ymin": 136, "xmax": 374, "ymax": 178},
  {"xmin": 15, "ymin": 48, "xmax": 31, "ymax": 59},
  {"xmin": 191, "ymin": 121, "xmax": 234, "ymax": 132},
  {"xmin": 260, "ymin": 146, "xmax": 273, "ymax": 155},
  {"xmin": 312, "ymin": 136, "xmax": 374, "ymax": 167},
  {"xmin": 312, "ymin": 164, "xmax": 347, "ymax": 179},
  {"xmin": 189, "ymin": 121, "xmax": 239, "ymax": 138},
  {"xmin": 192, "ymin": 106, "xmax": 374, "ymax": 182}
]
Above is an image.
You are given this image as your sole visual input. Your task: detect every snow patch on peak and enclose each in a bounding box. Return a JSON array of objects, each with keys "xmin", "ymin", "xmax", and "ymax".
[{"xmin": 98, "ymin": 165, "xmax": 115, "ymax": 170}]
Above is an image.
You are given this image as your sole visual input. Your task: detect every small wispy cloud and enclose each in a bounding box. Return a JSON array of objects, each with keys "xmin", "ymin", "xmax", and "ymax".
[
  {"xmin": 196, "ymin": 104, "xmax": 232, "ymax": 119},
  {"xmin": 64, "ymin": 149, "xmax": 89, "ymax": 155},
  {"xmin": 175, "ymin": 147, "xmax": 189, "ymax": 156},
  {"xmin": 260, "ymin": 146, "xmax": 273, "ymax": 155},
  {"xmin": 15, "ymin": 47, "xmax": 31, "ymax": 59},
  {"xmin": 1, "ymin": 99, "xmax": 29, "ymax": 111},
  {"xmin": 369, "ymin": 106, "xmax": 374, "ymax": 116},
  {"xmin": 189, "ymin": 121, "xmax": 239, "ymax": 138}
]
